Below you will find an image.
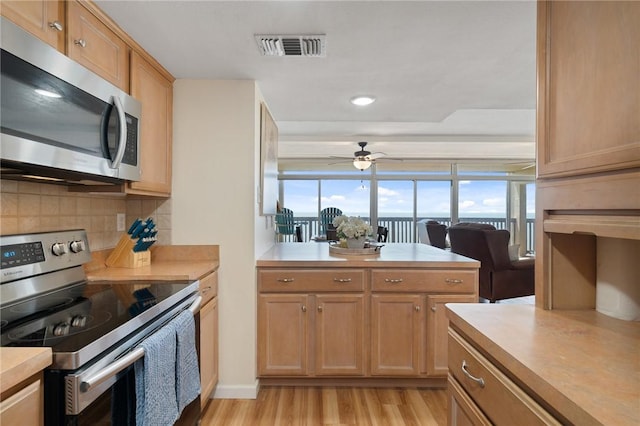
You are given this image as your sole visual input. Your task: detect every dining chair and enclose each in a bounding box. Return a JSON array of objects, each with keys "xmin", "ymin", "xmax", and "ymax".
[
  {"xmin": 377, "ymin": 226, "xmax": 388, "ymax": 242},
  {"xmin": 319, "ymin": 207, "xmax": 343, "ymax": 235},
  {"xmin": 275, "ymin": 208, "xmax": 302, "ymax": 242}
]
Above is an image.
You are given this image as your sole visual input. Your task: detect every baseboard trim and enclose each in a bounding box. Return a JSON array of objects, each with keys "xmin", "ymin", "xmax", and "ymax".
[{"xmin": 212, "ymin": 380, "xmax": 260, "ymax": 399}]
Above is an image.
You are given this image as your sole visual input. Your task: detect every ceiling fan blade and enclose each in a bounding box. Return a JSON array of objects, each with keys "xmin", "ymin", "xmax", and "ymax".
[
  {"xmin": 367, "ymin": 152, "xmax": 386, "ymax": 160},
  {"xmin": 329, "ymin": 156, "xmax": 354, "ymax": 160}
]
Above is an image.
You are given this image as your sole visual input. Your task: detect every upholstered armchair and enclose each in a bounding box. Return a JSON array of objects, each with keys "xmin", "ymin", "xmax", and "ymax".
[
  {"xmin": 425, "ymin": 220, "xmax": 447, "ymax": 249},
  {"xmin": 448, "ymin": 222, "xmax": 534, "ymax": 303}
]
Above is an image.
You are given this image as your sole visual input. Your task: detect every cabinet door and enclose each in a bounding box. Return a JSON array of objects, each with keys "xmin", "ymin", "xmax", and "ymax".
[
  {"xmin": 127, "ymin": 50, "xmax": 173, "ymax": 196},
  {"xmin": 371, "ymin": 294, "xmax": 423, "ymax": 376},
  {"xmin": 425, "ymin": 295, "xmax": 476, "ymax": 376},
  {"xmin": 448, "ymin": 375, "xmax": 491, "ymax": 426},
  {"xmin": 66, "ymin": 0, "xmax": 129, "ymax": 91},
  {"xmin": 315, "ymin": 294, "xmax": 365, "ymax": 376},
  {"xmin": 537, "ymin": 1, "xmax": 640, "ymax": 178},
  {"xmin": 1, "ymin": 0, "xmax": 64, "ymax": 51},
  {"xmin": 199, "ymin": 297, "xmax": 217, "ymax": 409},
  {"xmin": 0, "ymin": 378, "xmax": 42, "ymax": 426},
  {"xmin": 258, "ymin": 294, "xmax": 309, "ymax": 376}
]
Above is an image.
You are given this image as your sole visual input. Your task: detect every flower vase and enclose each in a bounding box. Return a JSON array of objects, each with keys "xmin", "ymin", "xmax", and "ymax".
[{"xmin": 346, "ymin": 237, "xmax": 366, "ymax": 249}]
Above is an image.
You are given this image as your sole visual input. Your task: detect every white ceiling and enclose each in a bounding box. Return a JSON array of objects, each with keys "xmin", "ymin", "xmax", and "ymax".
[{"xmin": 96, "ymin": 0, "xmax": 537, "ymax": 161}]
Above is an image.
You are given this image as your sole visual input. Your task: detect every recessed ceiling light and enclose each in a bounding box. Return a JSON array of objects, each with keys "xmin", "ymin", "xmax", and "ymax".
[{"xmin": 350, "ymin": 96, "xmax": 375, "ymax": 106}]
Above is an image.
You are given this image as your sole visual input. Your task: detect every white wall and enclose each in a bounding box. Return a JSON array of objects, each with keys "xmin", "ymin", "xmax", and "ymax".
[{"xmin": 172, "ymin": 80, "xmax": 274, "ymax": 399}]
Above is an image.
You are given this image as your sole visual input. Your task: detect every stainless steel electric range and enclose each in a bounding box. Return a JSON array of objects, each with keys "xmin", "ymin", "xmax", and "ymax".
[{"xmin": 0, "ymin": 230, "xmax": 201, "ymax": 425}]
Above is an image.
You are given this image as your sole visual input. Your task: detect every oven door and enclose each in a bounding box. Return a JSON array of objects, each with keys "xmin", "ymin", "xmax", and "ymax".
[{"xmin": 44, "ymin": 295, "xmax": 201, "ymax": 426}]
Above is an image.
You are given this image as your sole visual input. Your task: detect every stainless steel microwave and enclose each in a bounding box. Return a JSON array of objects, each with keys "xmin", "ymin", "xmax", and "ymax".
[{"xmin": 0, "ymin": 17, "xmax": 142, "ymax": 185}]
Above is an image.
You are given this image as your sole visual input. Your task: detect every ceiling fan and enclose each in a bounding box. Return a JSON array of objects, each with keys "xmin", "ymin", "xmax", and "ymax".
[{"xmin": 330, "ymin": 142, "xmax": 391, "ymax": 171}]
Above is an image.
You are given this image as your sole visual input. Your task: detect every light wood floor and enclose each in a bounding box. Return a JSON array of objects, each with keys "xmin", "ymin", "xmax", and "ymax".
[{"xmin": 201, "ymin": 386, "xmax": 448, "ymax": 426}]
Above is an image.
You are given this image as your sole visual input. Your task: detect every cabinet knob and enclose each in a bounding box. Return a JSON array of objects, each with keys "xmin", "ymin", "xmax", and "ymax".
[
  {"xmin": 317, "ymin": 306, "xmax": 323, "ymax": 312},
  {"xmin": 384, "ymin": 278, "xmax": 404, "ymax": 284},
  {"xmin": 301, "ymin": 305, "xmax": 307, "ymax": 312},
  {"xmin": 431, "ymin": 306, "xmax": 437, "ymax": 312},
  {"xmin": 461, "ymin": 360, "xmax": 485, "ymax": 388},
  {"xmin": 415, "ymin": 305, "xmax": 421, "ymax": 312},
  {"xmin": 49, "ymin": 21, "xmax": 63, "ymax": 32},
  {"xmin": 74, "ymin": 39, "xmax": 87, "ymax": 48},
  {"xmin": 333, "ymin": 278, "xmax": 352, "ymax": 283},
  {"xmin": 445, "ymin": 278, "xmax": 463, "ymax": 284}
]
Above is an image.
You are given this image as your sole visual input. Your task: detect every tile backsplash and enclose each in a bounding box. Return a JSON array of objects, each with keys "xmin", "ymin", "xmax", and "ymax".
[{"xmin": 0, "ymin": 180, "xmax": 172, "ymax": 250}]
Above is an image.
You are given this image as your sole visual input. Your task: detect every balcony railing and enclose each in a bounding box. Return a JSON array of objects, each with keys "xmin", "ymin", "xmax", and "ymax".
[{"xmin": 283, "ymin": 216, "xmax": 536, "ymax": 253}]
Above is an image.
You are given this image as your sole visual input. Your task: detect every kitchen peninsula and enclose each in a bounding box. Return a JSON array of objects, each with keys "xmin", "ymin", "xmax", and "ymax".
[{"xmin": 256, "ymin": 243, "xmax": 479, "ymax": 385}]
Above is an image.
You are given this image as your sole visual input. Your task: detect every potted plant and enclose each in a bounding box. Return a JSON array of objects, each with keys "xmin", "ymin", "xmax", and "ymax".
[{"xmin": 332, "ymin": 215, "xmax": 373, "ymax": 249}]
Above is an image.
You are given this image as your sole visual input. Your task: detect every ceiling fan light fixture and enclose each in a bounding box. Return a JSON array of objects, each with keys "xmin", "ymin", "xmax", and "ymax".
[
  {"xmin": 350, "ymin": 96, "xmax": 375, "ymax": 106},
  {"xmin": 353, "ymin": 158, "xmax": 372, "ymax": 170}
]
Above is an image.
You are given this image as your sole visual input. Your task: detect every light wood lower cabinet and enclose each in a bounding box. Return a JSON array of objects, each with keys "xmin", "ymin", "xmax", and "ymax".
[
  {"xmin": 198, "ymin": 270, "xmax": 218, "ymax": 409},
  {"xmin": 448, "ymin": 328, "xmax": 560, "ymax": 426},
  {"xmin": 425, "ymin": 294, "xmax": 476, "ymax": 376},
  {"xmin": 0, "ymin": 374, "xmax": 43, "ymax": 426},
  {"xmin": 258, "ymin": 267, "xmax": 477, "ymax": 380},
  {"xmin": 258, "ymin": 294, "xmax": 309, "ymax": 376},
  {"xmin": 371, "ymin": 294, "xmax": 422, "ymax": 376},
  {"xmin": 315, "ymin": 294, "xmax": 365, "ymax": 376},
  {"xmin": 258, "ymin": 293, "xmax": 365, "ymax": 376}
]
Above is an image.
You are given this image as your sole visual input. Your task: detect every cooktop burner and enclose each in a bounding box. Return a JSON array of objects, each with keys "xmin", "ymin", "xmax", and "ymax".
[{"xmin": 1, "ymin": 281, "xmax": 195, "ymax": 357}]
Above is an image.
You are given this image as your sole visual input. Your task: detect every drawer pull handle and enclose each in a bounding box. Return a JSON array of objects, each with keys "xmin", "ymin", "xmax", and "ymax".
[
  {"xmin": 445, "ymin": 278, "xmax": 463, "ymax": 284},
  {"xmin": 74, "ymin": 39, "xmax": 87, "ymax": 48},
  {"xmin": 461, "ymin": 360, "xmax": 485, "ymax": 388},
  {"xmin": 384, "ymin": 278, "xmax": 404, "ymax": 284},
  {"xmin": 201, "ymin": 286, "xmax": 212, "ymax": 294},
  {"xmin": 49, "ymin": 21, "xmax": 63, "ymax": 32},
  {"xmin": 333, "ymin": 278, "xmax": 352, "ymax": 283},
  {"xmin": 277, "ymin": 278, "xmax": 295, "ymax": 283}
]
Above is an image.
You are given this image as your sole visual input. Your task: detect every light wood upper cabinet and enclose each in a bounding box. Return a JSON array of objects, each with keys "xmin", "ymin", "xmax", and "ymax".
[
  {"xmin": 536, "ymin": 1, "xmax": 640, "ymax": 178},
  {"xmin": 1, "ymin": 0, "xmax": 65, "ymax": 52},
  {"xmin": 127, "ymin": 50, "xmax": 173, "ymax": 196},
  {"xmin": 66, "ymin": 0, "xmax": 129, "ymax": 92}
]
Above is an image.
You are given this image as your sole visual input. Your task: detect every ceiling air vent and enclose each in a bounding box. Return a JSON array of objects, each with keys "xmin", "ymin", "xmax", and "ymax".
[{"xmin": 255, "ymin": 35, "xmax": 326, "ymax": 57}]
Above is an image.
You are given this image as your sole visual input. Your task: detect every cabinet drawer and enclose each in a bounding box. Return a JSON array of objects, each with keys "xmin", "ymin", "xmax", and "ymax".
[
  {"xmin": 258, "ymin": 269, "xmax": 365, "ymax": 292},
  {"xmin": 371, "ymin": 270, "xmax": 475, "ymax": 293},
  {"xmin": 199, "ymin": 270, "xmax": 218, "ymax": 305},
  {"xmin": 448, "ymin": 329, "xmax": 560, "ymax": 426}
]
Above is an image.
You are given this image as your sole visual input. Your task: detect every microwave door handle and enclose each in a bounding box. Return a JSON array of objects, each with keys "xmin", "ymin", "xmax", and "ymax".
[{"xmin": 109, "ymin": 96, "xmax": 127, "ymax": 169}]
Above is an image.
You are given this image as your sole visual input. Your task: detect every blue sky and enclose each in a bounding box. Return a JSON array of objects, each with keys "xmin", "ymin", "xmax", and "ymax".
[{"xmin": 283, "ymin": 179, "xmax": 535, "ymax": 218}]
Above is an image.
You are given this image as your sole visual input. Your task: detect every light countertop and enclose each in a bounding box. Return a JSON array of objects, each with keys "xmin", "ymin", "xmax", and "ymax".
[
  {"xmin": 257, "ymin": 242, "xmax": 480, "ymax": 269},
  {"xmin": 446, "ymin": 303, "xmax": 640, "ymax": 426},
  {"xmin": 0, "ymin": 347, "xmax": 52, "ymax": 393},
  {"xmin": 85, "ymin": 245, "xmax": 219, "ymax": 282}
]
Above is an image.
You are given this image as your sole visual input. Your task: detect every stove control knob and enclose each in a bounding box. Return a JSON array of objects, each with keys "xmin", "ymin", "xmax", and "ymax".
[
  {"xmin": 51, "ymin": 242, "xmax": 68, "ymax": 256},
  {"xmin": 53, "ymin": 322, "xmax": 70, "ymax": 336},
  {"xmin": 70, "ymin": 240, "xmax": 85, "ymax": 253},
  {"xmin": 71, "ymin": 315, "xmax": 87, "ymax": 328}
]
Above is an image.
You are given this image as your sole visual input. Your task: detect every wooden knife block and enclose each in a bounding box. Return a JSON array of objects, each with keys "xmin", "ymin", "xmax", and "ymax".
[{"xmin": 106, "ymin": 234, "xmax": 151, "ymax": 268}]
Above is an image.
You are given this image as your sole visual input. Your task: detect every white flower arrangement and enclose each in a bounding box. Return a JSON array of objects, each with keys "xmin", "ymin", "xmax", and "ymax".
[{"xmin": 332, "ymin": 215, "xmax": 373, "ymax": 239}]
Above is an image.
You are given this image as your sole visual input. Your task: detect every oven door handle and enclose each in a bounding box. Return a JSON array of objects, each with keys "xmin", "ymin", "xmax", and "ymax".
[{"xmin": 80, "ymin": 295, "xmax": 202, "ymax": 392}]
